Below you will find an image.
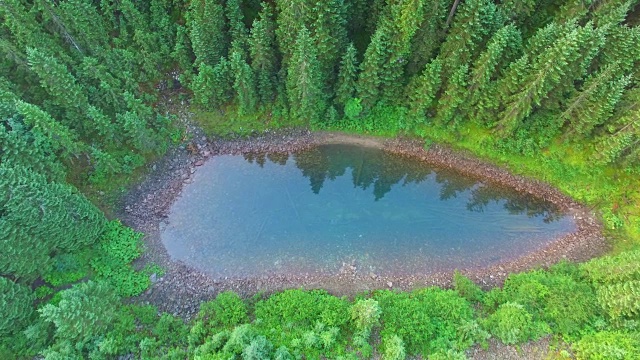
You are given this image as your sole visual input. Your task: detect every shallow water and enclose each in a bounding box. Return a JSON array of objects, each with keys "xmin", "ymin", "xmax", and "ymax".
[{"xmin": 161, "ymin": 144, "xmax": 576, "ymax": 278}]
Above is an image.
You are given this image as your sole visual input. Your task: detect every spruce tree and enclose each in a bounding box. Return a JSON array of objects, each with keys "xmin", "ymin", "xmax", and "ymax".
[
  {"xmin": 15, "ymin": 100, "xmax": 85, "ymax": 157},
  {"xmin": 0, "ymin": 163, "xmax": 106, "ymax": 280},
  {"xmin": 495, "ymin": 23, "xmax": 602, "ymax": 136},
  {"xmin": 437, "ymin": 0, "xmax": 503, "ymax": 80},
  {"xmin": 561, "ymin": 63, "xmax": 631, "ymax": 138},
  {"xmin": 335, "ymin": 43, "xmax": 359, "ymax": 107},
  {"xmin": 249, "ymin": 3, "xmax": 278, "ymax": 106},
  {"xmin": 172, "ymin": 25, "xmax": 195, "ymax": 76},
  {"xmin": 407, "ymin": 57, "xmax": 443, "ymax": 121},
  {"xmin": 434, "ymin": 64, "xmax": 469, "ymax": 126},
  {"xmin": 406, "ymin": 0, "xmax": 450, "ymax": 76},
  {"xmin": 26, "ymin": 47, "xmax": 115, "ymax": 142},
  {"xmin": 275, "ymin": 0, "xmax": 312, "ymax": 63},
  {"xmin": 187, "ymin": 0, "xmax": 227, "ymax": 67},
  {"xmin": 226, "ymin": 0, "xmax": 250, "ymax": 58},
  {"xmin": 230, "ymin": 51, "xmax": 258, "ymax": 115},
  {"xmin": 356, "ymin": 30, "xmax": 385, "ymax": 110},
  {"xmin": 310, "ymin": 0, "xmax": 348, "ymax": 87},
  {"xmin": 286, "ymin": 27, "xmax": 326, "ymax": 124}
]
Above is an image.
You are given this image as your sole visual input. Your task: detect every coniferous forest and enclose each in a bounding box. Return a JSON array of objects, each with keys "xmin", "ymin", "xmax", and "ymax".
[{"xmin": 2, "ymin": 0, "xmax": 640, "ymax": 358}]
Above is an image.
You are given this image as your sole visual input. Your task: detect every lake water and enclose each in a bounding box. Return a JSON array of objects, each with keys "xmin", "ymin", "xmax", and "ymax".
[{"xmin": 161, "ymin": 144, "xmax": 576, "ymax": 278}]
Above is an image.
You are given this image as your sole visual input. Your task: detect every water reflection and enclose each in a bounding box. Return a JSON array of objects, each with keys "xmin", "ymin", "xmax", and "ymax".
[{"xmin": 244, "ymin": 145, "xmax": 561, "ymax": 220}]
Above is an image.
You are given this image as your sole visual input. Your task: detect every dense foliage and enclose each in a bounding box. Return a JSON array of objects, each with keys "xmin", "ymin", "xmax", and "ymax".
[{"xmin": 2, "ymin": 0, "xmax": 640, "ymax": 359}]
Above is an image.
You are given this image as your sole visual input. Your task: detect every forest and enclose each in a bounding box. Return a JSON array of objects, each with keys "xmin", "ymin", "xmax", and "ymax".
[{"xmin": 1, "ymin": 0, "xmax": 640, "ymax": 358}]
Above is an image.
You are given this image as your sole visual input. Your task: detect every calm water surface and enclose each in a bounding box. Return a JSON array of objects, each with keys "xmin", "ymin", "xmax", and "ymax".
[{"xmin": 161, "ymin": 145, "xmax": 575, "ymax": 277}]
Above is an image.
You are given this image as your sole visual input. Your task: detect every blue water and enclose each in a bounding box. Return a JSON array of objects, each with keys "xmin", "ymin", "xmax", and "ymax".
[{"xmin": 161, "ymin": 144, "xmax": 575, "ymax": 278}]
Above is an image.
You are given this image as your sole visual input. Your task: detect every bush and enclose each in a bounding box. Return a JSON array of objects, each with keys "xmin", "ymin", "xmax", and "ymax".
[
  {"xmin": 484, "ymin": 302, "xmax": 550, "ymax": 345},
  {"xmin": 90, "ymin": 221, "xmax": 149, "ymax": 297},
  {"xmin": 453, "ymin": 271, "xmax": 484, "ymax": 303},
  {"xmin": 381, "ymin": 335, "xmax": 405, "ymax": 360},
  {"xmin": 573, "ymin": 331, "xmax": 640, "ymax": 360},
  {"xmin": 350, "ymin": 298, "xmax": 381, "ymax": 332},
  {"xmin": 197, "ymin": 291, "xmax": 249, "ymax": 331},
  {"xmin": 374, "ymin": 287, "xmax": 475, "ymax": 355},
  {"xmin": 497, "ymin": 269, "xmax": 599, "ymax": 335}
]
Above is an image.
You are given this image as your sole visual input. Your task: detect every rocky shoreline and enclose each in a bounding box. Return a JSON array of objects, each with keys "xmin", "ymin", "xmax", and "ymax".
[{"xmin": 119, "ymin": 128, "xmax": 607, "ymax": 318}]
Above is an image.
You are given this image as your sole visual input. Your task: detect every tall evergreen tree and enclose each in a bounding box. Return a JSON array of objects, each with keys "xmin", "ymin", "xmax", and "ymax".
[
  {"xmin": 406, "ymin": 0, "xmax": 450, "ymax": 76},
  {"xmin": 407, "ymin": 57, "xmax": 443, "ymax": 121},
  {"xmin": 230, "ymin": 51, "xmax": 257, "ymax": 115},
  {"xmin": 434, "ymin": 64, "xmax": 469, "ymax": 125},
  {"xmin": 496, "ymin": 23, "xmax": 603, "ymax": 136},
  {"xmin": 561, "ymin": 63, "xmax": 631, "ymax": 138},
  {"xmin": 437, "ymin": 0, "xmax": 503, "ymax": 80},
  {"xmin": 275, "ymin": 0, "xmax": 313, "ymax": 64},
  {"xmin": 335, "ymin": 43, "xmax": 359, "ymax": 106},
  {"xmin": 249, "ymin": 3, "xmax": 278, "ymax": 106},
  {"xmin": 310, "ymin": 0, "xmax": 348, "ymax": 87},
  {"xmin": 187, "ymin": 0, "xmax": 227, "ymax": 67},
  {"xmin": 0, "ymin": 163, "xmax": 106, "ymax": 280},
  {"xmin": 26, "ymin": 47, "xmax": 115, "ymax": 142},
  {"xmin": 226, "ymin": 0, "xmax": 250, "ymax": 58},
  {"xmin": 286, "ymin": 27, "xmax": 326, "ymax": 124},
  {"xmin": 356, "ymin": 30, "xmax": 385, "ymax": 110}
]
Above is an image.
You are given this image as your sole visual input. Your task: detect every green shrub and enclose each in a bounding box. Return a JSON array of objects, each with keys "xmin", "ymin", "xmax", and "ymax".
[
  {"xmin": 350, "ymin": 298, "xmax": 381, "ymax": 332},
  {"xmin": 484, "ymin": 302, "xmax": 550, "ymax": 345},
  {"xmin": 374, "ymin": 287, "xmax": 475, "ymax": 355},
  {"xmin": 498, "ymin": 269, "xmax": 599, "ymax": 335},
  {"xmin": 223, "ymin": 324, "xmax": 258, "ymax": 355},
  {"xmin": 242, "ymin": 335, "xmax": 273, "ymax": 360},
  {"xmin": 90, "ymin": 221, "xmax": 149, "ymax": 297},
  {"xmin": 197, "ymin": 291, "xmax": 249, "ymax": 331},
  {"xmin": 344, "ymin": 98, "xmax": 363, "ymax": 120},
  {"xmin": 453, "ymin": 271, "xmax": 484, "ymax": 303},
  {"xmin": 573, "ymin": 331, "xmax": 640, "ymax": 360},
  {"xmin": 255, "ymin": 289, "xmax": 350, "ymax": 332},
  {"xmin": 582, "ymin": 251, "xmax": 640, "ymax": 286},
  {"xmin": 381, "ymin": 335, "xmax": 405, "ymax": 360},
  {"xmin": 0, "ymin": 277, "xmax": 35, "ymax": 337},
  {"xmin": 596, "ymin": 281, "xmax": 640, "ymax": 320}
]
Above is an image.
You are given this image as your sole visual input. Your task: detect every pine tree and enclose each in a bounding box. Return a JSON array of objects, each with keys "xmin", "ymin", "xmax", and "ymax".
[
  {"xmin": 596, "ymin": 87, "xmax": 640, "ymax": 168},
  {"xmin": 226, "ymin": 0, "xmax": 250, "ymax": 58},
  {"xmin": 495, "ymin": 23, "xmax": 603, "ymax": 136},
  {"xmin": 434, "ymin": 64, "xmax": 469, "ymax": 125},
  {"xmin": 172, "ymin": 25, "xmax": 195, "ymax": 76},
  {"xmin": 230, "ymin": 51, "xmax": 257, "ymax": 115},
  {"xmin": 377, "ymin": 0, "xmax": 426, "ymax": 102},
  {"xmin": 465, "ymin": 24, "xmax": 522, "ymax": 118},
  {"xmin": 26, "ymin": 47, "xmax": 115, "ymax": 142},
  {"xmin": 0, "ymin": 277, "xmax": 34, "ymax": 337},
  {"xmin": 561, "ymin": 63, "xmax": 630, "ymax": 138},
  {"xmin": 0, "ymin": 163, "xmax": 106, "ymax": 280},
  {"xmin": 249, "ymin": 3, "xmax": 278, "ymax": 106},
  {"xmin": 310, "ymin": 0, "xmax": 348, "ymax": 87},
  {"xmin": 437, "ymin": 0, "xmax": 503, "ymax": 80},
  {"xmin": 356, "ymin": 30, "xmax": 385, "ymax": 110},
  {"xmin": 335, "ymin": 43, "xmax": 359, "ymax": 106},
  {"xmin": 275, "ymin": 0, "xmax": 313, "ymax": 63},
  {"xmin": 286, "ymin": 27, "xmax": 326, "ymax": 124},
  {"xmin": 187, "ymin": 0, "xmax": 227, "ymax": 67},
  {"xmin": 15, "ymin": 100, "xmax": 85, "ymax": 157},
  {"xmin": 407, "ymin": 57, "xmax": 443, "ymax": 121},
  {"xmin": 191, "ymin": 59, "xmax": 234, "ymax": 110},
  {"xmin": 406, "ymin": 0, "xmax": 450, "ymax": 76},
  {"xmin": 0, "ymin": 114, "xmax": 66, "ymax": 182}
]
